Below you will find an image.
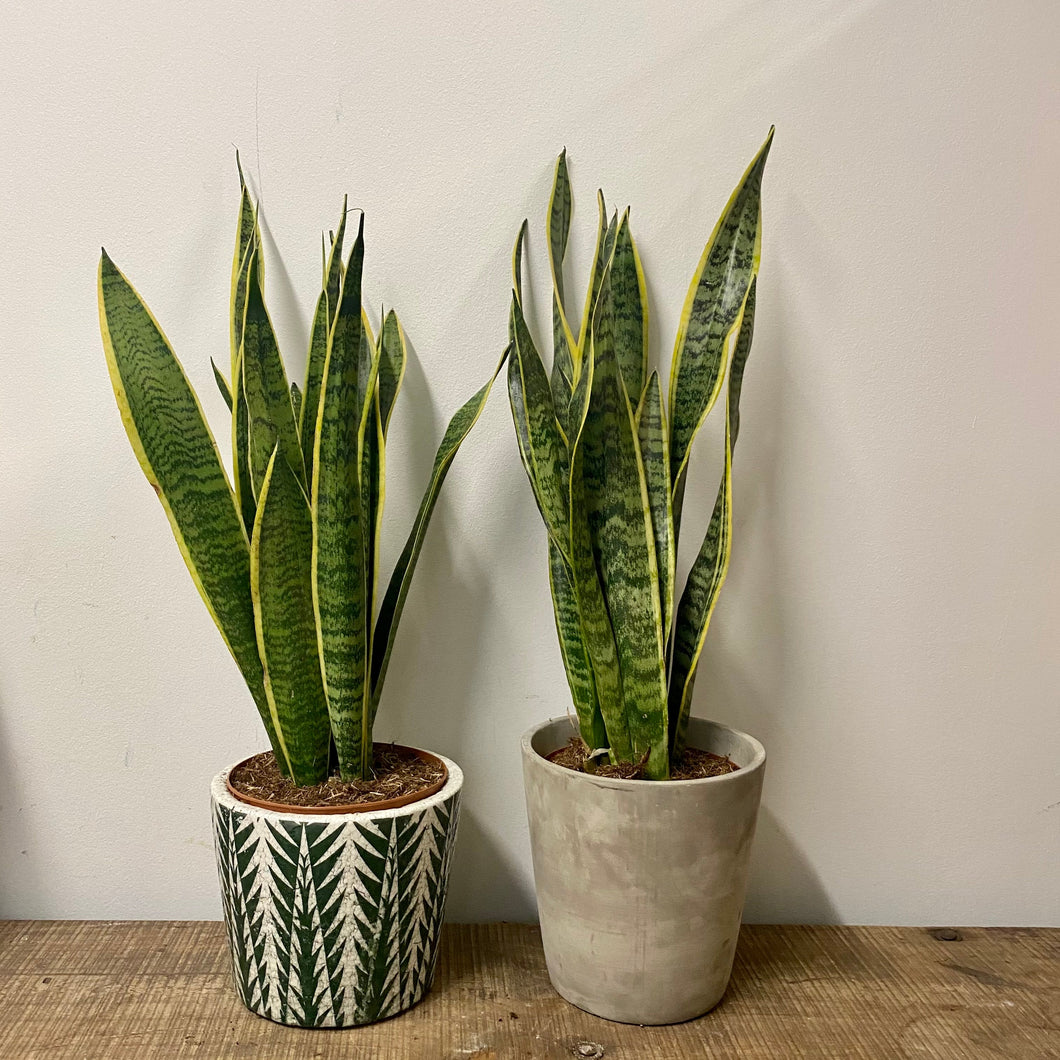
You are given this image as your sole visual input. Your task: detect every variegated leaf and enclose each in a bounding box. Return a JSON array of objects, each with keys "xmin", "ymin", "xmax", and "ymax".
[
  {"xmin": 312, "ymin": 214, "xmax": 371, "ymax": 780},
  {"xmin": 360, "ymin": 317, "xmax": 382, "ymax": 673},
  {"xmin": 232, "ymin": 361, "xmax": 256, "ymax": 534},
  {"xmin": 230, "ymin": 158, "xmax": 262, "ymax": 381},
  {"xmin": 507, "ymin": 295, "xmax": 571, "ymax": 561},
  {"xmin": 242, "ymin": 251, "xmax": 304, "ymax": 497},
  {"xmin": 212, "ymin": 358, "xmax": 233, "ymax": 412},
  {"xmin": 511, "ymin": 218, "xmax": 528, "ymax": 307},
  {"xmin": 98, "ymin": 250, "xmax": 279, "ymax": 755},
  {"xmin": 230, "ymin": 214, "xmax": 260, "ymax": 536},
  {"xmin": 610, "ymin": 212, "xmax": 649, "ymax": 402},
  {"xmin": 669, "ymin": 276, "xmax": 757, "ymax": 757},
  {"xmin": 547, "ymin": 540, "xmax": 607, "ymax": 751},
  {"xmin": 251, "ymin": 448, "xmax": 331, "ymax": 784},
  {"xmin": 575, "ymin": 195, "xmax": 619, "ymax": 357},
  {"xmin": 566, "ymin": 335, "xmax": 629, "ymax": 762},
  {"xmin": 668, "ymin": 128, "xmax": 772, "ymax": 526},
  {"xmin": 377, "ymin": 309, "xmax": 406, "ymax": 435},
  {"xmin": 301, "ymin": 201, "xmax": 348, "ymax": 477},
  {"xmin": 547, "ymin": 151, "xmax": 578, "ymax": 414},
  {"xmin": 636, "ymin": 371, "xmax": 674, "ymax": 645},
  {"xmin": 580, "ymin": 274, "xmax": 668, "ymax": 777}
]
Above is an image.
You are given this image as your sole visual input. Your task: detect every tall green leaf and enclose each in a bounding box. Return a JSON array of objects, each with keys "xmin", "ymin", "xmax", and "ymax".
[
  {"xmin": 370, "ymin": 348, "xmax": 510, "ymax": 717},
  {"xmin": 548, "ymin": 150, "xmax": 572, "ymax": 311},
  {"xmin": 669, "ymin": 277, "xmax": 757, "ymax": 757},
  {"xmin": 511, "ymin": 218, "xmax": 528, "ymax": 308},
  {"xmin": 575, "ymin": 195, "xmax": 619, "ymax": 357},
  {"xmin": 610, "ymin": 212, "xmax": 649, "ymax": 402},
  {"xmin": 360, "ymin": 318, "xmax": 383, "ymax": 691},
  {"xmin": 567, "ymin": 343, "xmax": 629, "ymax": 762},
  {"xmin": 232, "ymin": 361, "xmax": 256, "ymax": 534},
  {"xmin": 326, "ymin": 207, "xmax": 347, "ymax": 326},
  {"xmin": 311, "ymin": 215, "xmax": 371, "ymax": 780},
  {"xmin": 547, "ymin": 151, "xmax": 578, "ymax": 417},
  {"xmin": 230, "ymin": 233, "xmax": 259, "ymax": 536},
  {"xmin": 301, "ymin": 201, "xmax": 348, "ymax": 478},
  {"xmin": 363, "ymin": 310, "xmax": 405, "ymax": 660},
  {"xmin": 668, "ymin": 128, "xmax": 772, "ymax": 526},
  {"xmin": 580, "ymin": 275, "xmax": 668, "ymax": 778},
  {"xmin": 377, "ymin": 310, "xmax": 407, "ymax": 434},
  {"xmin": 636, "ymin": 371, "xmax": 674, "ymax": 645},
  {"xmin": 242, "ymin": 251, "xmax": 303, "ymax": 497},
  {"xmin": 301, "ymin": 206, "xmax": 345, "ymax": 472},
  {"xmin": 212, "ymin": 358, "xmax": 233, "ymax": 412},
  {"xmin": 98, "ymin": 250, "xmax": 279, "ymax": 755},
  {"xmin": 507, "ymin": 295, "xmax": 571, "ymax": 560},
  {"xmin": 229, "ymin": 168, "xmax": 260, "ymax": 384},
  {"xmin": 251, "ymin": 448, "xmax": 331, "ymax": 784},
  {"xmin": 547, "ymin": 541, "xmax": 607, "ymax": 752}
]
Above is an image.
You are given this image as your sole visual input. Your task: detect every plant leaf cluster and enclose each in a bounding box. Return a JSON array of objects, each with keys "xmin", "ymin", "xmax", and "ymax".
[
  {"xmin": 507, "ymin": 131, "xmax": 772, "ymax": 778},
  {"xmin": 99, "ymin": 167, "xmax": 505, "ymax": 784}
]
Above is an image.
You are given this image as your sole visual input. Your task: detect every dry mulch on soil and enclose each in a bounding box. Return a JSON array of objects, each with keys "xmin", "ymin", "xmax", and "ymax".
[
  {"xmin": 228, "ymin": 744, "xmax": 445, "ymax": 809},
  {"xmin": 547, "ymin": 736, "xmax": 739, "ymax": 779}
]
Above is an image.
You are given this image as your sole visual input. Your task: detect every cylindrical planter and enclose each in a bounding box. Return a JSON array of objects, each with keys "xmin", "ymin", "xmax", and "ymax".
[
  {"xmin": 522, "ymin": 716, "xmax": 765, "ymax": 1025},
  {"xmin": 210, "ymin": 751, "xmax": 462, "ymax": 1028}
]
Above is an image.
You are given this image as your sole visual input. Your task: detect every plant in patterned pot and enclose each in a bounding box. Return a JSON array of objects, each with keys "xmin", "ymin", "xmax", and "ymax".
[
  {"xmin": 98, "ymin": 166, "xmax": 505, "ymax": 1027},
  {"xmin": 506, "ymin": 131, "xmax": 773, "ymax": 1024}
]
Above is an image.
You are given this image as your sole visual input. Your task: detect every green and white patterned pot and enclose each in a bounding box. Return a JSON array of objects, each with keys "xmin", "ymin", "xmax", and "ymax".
[{"xmin": 210, "ymin": 752, "xmax": 462, "ymax": 1028}]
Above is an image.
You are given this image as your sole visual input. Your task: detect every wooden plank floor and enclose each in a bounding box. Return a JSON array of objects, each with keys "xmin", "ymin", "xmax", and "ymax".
[{"xmin": 0, "ymin": 922, "xmax": 1056, "ymax": 1059}]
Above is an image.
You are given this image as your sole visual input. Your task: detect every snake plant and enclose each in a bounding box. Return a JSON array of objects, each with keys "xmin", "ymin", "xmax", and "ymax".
[
  {"xmin": 508, "ymin": 130, "xmax": 773, "ymax": 780},
  {"xmin": 99, "ymin": 167, "xmax": 505, "ymax": 785}
]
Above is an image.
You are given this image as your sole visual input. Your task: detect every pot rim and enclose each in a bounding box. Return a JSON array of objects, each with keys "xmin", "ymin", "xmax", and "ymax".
[
  {"xmin": 521, "ymin": 715, "xmax": 766, "ymax": 789},
  {"xmin": 220, "ymin": 744, "xmax": 453, "ymax": 816}
]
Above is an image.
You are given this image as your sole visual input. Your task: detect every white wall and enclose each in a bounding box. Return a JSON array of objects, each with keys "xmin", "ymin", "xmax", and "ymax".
[{"xmin": 1, "ymin": 0, "xmax": 1057, "ymax": 926}]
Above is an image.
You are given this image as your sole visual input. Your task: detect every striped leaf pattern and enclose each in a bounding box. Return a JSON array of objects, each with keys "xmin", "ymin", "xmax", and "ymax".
[
  {"xmin": 311, "ymin": 215, "xmax": 371, "ymax": 780},
  {"xmin": 636, "ymin": 371, "xmax": 675, "ymax": 645},
  {"xmin": 300, "ymin": 199, "xmax": 348, "ymax": 477},
  {"xmin": 508, "ymin": 297, "xmax": 570, "ymax": 557},
  {"xmin": 580, "ymin": 277, "xmax": 668, "ymax": 778},
  {"xmin": 504, "ymin": 131, "xmax": 771, "ymax": 773},
  {"xmin": 101, "ymin": 172, "xmax": 501, "ymax": 787},
  {"xmin": 242, "ymin": 252, "xmax": 304, "ymax": 496},
  {"xmin": 668, "ymin": 129, "xmax": 773, "ymax": 525},
  {"xmin": 669, "ymin": 278, "xmax": 757, "ymax": 756},
  {"xmin": 251, "ymin": 450, "xmax": 330, "ymax": 784},
  {"xmin": 97, "ymin": 251, "xmax": 279, "ymax": 754},
  {"xmin": 547, "ymin": 540, "xmax": 606, "ymax": 752},
  {"xmin": 547, "ymin": 151, "xmax": 578, "ymax": 422},
  {"xmin": 610, "ymin": 213, "xmax": 649, "ymax": 401},
  {"xmin": 211, "ymin": 780, "xmax": 460, "ymax": 1028}
]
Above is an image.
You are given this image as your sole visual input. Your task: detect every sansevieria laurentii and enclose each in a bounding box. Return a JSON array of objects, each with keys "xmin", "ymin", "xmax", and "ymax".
[
  {"xmin": 100, "ymin": 164, "xmax": 507, "ymax": 784},
  {"xmin": 506, "ymin": 130, "xmax": 773, "ymax": 779}
]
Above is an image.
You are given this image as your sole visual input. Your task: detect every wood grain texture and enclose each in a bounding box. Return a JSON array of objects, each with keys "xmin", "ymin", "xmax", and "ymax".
[{"xmin": 0, "ymin": 922, "xmax": 1056, "ymax": 1059}]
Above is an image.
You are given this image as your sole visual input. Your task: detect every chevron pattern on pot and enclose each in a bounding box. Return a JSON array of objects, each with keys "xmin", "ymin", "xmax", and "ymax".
[{"xmin": 211, "ymin": 768, "xmax": 461, "ymax": 1028}]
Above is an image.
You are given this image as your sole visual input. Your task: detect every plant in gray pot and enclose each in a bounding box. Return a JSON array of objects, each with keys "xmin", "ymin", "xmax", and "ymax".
[
  {"xmin": 98, "ymin": 169, "xmax": 504, "ymax": 1027},
  {"xmin": 506, "ymin": 130, "xmax": 773, "ymax": 1025}
]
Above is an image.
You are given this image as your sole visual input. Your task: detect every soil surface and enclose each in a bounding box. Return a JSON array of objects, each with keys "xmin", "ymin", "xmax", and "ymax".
[
  {"xmin": 228, "ymin": 744, "xmax": 445, "ymax": 809},
  {"xmin": 546, "ymin": 736, "xmax": 739, "ymax": 779}
]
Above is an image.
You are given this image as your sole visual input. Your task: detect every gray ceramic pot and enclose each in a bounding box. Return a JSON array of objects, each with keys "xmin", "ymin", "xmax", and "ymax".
[
  {"xmin": 211, "ymin": 752, "xmax": 461, "ymax": 1028},
  {"xmin": 521, "ymin": 716, "xmax": 766, "ymax": 1025}
]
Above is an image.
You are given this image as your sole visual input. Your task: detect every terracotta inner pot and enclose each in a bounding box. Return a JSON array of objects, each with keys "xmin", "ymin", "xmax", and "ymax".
[{"xmin": 225, "ymin": 745, "xmax": 449, "ymax": 815}]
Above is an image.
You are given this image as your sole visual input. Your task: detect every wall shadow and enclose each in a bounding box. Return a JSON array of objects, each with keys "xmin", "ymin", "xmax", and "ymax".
[
  {"xmin": 743, "ymin": 805, "xmax": 838, "ymax": 924},
  {"xmin": 0, "ymin": 693, "xmax": 41, "ymax": 919},
  {"xmin": 445, "ymin": 808, "xmax": 534, "ymax": 925}
]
